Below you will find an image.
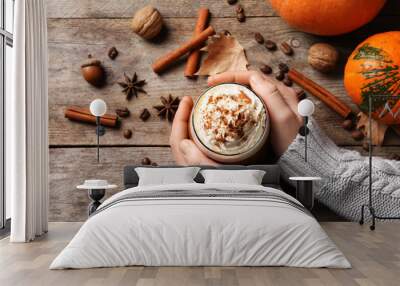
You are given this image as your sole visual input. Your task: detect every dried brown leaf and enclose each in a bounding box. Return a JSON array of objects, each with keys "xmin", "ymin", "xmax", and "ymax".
[
  {"xmin": 196, "ymin": 33, "xmax": 249, "ymax": 76},
  {"xmin": 356, "ymin": 112, "xmax": 389, "ymax": 146}
]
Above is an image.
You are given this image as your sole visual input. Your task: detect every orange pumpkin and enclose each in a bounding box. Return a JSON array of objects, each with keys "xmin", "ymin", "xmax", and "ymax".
[
  {"xmin": 268, "ymin": 0, "xmax": 386, "ymax": 36},
  {"xmin": 344, "ymin": 31, "xmax": 400, "ymax": 125}
]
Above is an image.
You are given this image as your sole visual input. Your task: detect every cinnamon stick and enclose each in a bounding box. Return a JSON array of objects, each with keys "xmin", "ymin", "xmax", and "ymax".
[
  {"xmin": 288, "ymin": 68, "xmax": 352, "ymax": 118},
  {"xmin": 152, "ymin": 26, "xmax": 216, "ymax": 74},
  {"xmin": 65, "ymin": 106, "xmax": 119, "ymax": 127},
  {"xmin": 184, "ymin": 8, "xmax": 209, "ymax": 78}
]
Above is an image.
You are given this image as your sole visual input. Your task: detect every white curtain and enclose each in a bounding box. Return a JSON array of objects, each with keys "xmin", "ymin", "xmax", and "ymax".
[{"xmin": 8, "ymin": 0, "xmax": 49, "ymax": 242}]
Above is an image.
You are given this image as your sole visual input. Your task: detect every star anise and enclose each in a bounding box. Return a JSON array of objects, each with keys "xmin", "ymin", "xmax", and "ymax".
[
  {"xmin": 153, "ymin": 95, "xmax": 180, "ymax": 122},
  {"xmin": 118, "ymin": 72, "xmax": 146, "ymax": 100}
]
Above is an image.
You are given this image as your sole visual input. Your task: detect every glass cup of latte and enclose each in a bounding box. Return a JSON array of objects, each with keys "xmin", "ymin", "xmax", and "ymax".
[{"xmin": 189, "ymin": 83, "xmax": 270, "ymax": 163}]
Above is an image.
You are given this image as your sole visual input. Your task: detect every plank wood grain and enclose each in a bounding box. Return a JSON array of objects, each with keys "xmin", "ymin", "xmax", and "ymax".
[
  {"xmin": 49, "ymin": 147, "xmax": 174, "ymax": 221},
  {"xmin": 45, "ymin": 0, "xmax": 400, "ymax": 19},
  {"xmin": 48, "ymin": 16, "xmax": 400, "ymax": 146},
  {"xmin": 49, "ymin": 146, "xmax": 400, "ymax": 222},
  {"xmin": 46, "ymin": 0, "xmax": 273, "ymax": 19}
]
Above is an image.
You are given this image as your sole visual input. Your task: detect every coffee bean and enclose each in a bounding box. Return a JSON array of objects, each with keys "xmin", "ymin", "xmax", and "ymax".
[
  {"xmin": 139, "ymin": 108, "xmax": 151, "ymax": 121},
  {"xmin": 115, "ymin": 107, "xmax": 130, "ymax": 118},
  {"xmin": 275, "ymin": 71, "xmax": 285, "ymax": 81},
  {"xmin": 236, "ymin": 11, "xmax": 245, "ymax": 22},
  {"xmin": 278, "ymin": 63, "xmax": 289, "ymax": 73},
  {"xmin": 283, "ymin": 76, "xmax": 293, "ymax": 86},
  {"xmin": 123, "ymin": 129, "xmax": 132, "ymax": 139},
  {"xmin": 295, "ymin": 89, "xmax": 307, "ymax": 100},
  {"xmin": 260, "ymin": 64, "xmax": 272, "ymax": 74},
  {"xmin": 235, "ymin": 5, "xmax": 245, "ymax": 22},
  {"xmin": 264, "ymin": 40, "xmax": 277, "ymax": 51},
  {"xmin": 298, "ymin": 126, "xmax": 309, "ymax": 136},
  {"xmin": 141, "ymin": 157, "xmax": 151, "ymax": 165},
  {"xmin": 235, "ymin": 4, "xmax": 244, "ymax": 13},
  {"xmin": 227, "ymin": 0, "xmax": 237, "ymax": 4},
  {"xmin": 108, "ymin": 47, "xmax": 118, "ymax": 60},
  {"xmin": 254, "ymin": 32, "xmax": 264, "ymax": 44},
  {"xmin": 280, "ymin": 42, "xmax": 293, "ymax": 56},
  {"xmin": 351, "ymin": 130, "xmax": 364, "ymax": 141},
  {"xmin": 341, "ymin": 119, "xmax": 354, "ymax": 131}
]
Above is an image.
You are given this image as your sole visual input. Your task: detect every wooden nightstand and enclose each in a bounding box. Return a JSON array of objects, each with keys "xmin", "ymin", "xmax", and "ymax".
[{"xmin": 289, "ymin": 177, "xmax": 321, "ymax": 210}]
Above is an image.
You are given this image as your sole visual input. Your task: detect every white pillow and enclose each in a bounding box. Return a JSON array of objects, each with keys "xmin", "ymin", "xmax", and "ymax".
[
  {"xmin": 200, "ymin": 169, "xmax": 266, "ymax": 185},
  {"xmin": 135, "ymin": 167, "xmax": 201, "ymax": 186}
]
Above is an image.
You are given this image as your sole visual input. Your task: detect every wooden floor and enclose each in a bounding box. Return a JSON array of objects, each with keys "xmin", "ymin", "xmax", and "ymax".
[{"xmin": 1, "ymin": 222, "xmax": 400, "ymax": 286}]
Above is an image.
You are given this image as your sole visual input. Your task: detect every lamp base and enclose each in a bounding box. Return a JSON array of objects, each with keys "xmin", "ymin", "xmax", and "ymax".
[
  {"xmin": 359, "ymin": 204, "xmax": 400, "ymax": 231},
  {"xmin": 88, "ymin": 189, "xmax": 106, "ymax": 215},
  {"xmin": 296, "ymin": 180, "xmax": 314, "ymax": 210}
]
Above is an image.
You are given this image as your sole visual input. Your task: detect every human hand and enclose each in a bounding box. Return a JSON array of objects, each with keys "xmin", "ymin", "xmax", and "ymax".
[
  {"xmin": 208, "ymin": 71, "xmax": 303, "ymax": 157},
  {"xmin": 170, "ymin": 96, "xmax": 218, "ymax": 166}
]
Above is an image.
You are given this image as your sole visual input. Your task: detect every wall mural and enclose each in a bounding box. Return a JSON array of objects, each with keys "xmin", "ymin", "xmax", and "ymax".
[{"xmin": 47, "ymin": 0, "xmax": 400, "ymax": 221}]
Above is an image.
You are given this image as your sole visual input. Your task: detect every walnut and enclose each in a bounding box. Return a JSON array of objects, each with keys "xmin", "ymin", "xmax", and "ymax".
[
  {"xmin": 131, "ymin": 5, "xmax": 163, "ymax": 40},
  {"xmin": 308, "ymin": 43, "xmax": 339, "ymax": 73}
]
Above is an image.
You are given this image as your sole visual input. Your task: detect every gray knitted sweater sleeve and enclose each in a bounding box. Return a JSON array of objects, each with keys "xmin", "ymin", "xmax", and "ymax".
[{"xmin": 278, "ymin": 117, "xmax": 400, "ymax": 221}]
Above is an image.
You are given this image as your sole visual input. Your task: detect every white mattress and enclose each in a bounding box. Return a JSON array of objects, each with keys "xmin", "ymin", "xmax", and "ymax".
[{"xmin": 50, "ymin": 183, "xmax": 350, "ymax": 269}]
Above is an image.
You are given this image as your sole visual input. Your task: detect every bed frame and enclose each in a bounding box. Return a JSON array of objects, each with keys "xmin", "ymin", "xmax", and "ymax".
[{"xmin": 123, "ymin": 165, "xmax": 281, "ymax": 189}]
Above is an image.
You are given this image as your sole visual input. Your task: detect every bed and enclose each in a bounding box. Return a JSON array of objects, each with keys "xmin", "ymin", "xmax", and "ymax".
[{"xmin": 50, "ymin": 165, "xmax": 350, "ymax": 269}]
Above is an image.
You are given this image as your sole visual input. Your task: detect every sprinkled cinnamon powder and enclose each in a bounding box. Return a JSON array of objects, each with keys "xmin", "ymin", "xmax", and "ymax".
[{"xmin": 193, "ymin": 84, "xmax": 267, "ymax": 156}]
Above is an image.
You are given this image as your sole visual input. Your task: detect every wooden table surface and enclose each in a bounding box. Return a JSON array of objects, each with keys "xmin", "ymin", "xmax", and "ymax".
[{"xmin": 47, "ymin": 0, "xmax": 400, "ymax": 221}]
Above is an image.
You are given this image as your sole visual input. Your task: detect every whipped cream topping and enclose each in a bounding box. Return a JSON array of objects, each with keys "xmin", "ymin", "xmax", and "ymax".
[{"xmin": 193, "ymin": 84, "xmax": 267, "ymax": 155}]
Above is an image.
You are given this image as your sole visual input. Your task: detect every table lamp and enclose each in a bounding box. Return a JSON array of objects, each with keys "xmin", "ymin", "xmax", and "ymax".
[
  {"xmin": 297, "ymin": 99, "xmax": 315, "ymax": 162},
  {"xmin": 90, "ymin": 99, "xmax": 107, "ymax": 163}
]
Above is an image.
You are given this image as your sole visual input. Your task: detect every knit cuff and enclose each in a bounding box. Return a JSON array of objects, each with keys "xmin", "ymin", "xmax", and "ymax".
[
  {"xmin": 278, "ymin": 117, "xmax": 400, "ymax": 198},
  {"xmin": 278, "ymin": 117, "xmax": 343, "ymax": 185}
]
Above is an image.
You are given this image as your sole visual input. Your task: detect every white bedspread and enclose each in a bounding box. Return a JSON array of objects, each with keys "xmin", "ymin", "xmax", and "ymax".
[{"xmin": 50, "ymin": 183, "xmax": 350, "ymax": 269}]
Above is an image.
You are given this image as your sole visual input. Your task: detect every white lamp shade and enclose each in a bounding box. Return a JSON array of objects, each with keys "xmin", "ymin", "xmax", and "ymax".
[
  {"xmin": 298, "ymin": 99, "xmax": 315, "ymax": 117},
  {"xmin": 90, "ymin": 99, "xmax": 107, "ymax": 117}
]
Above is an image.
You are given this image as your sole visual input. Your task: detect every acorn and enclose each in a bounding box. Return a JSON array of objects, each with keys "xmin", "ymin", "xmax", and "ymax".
[{"xmin": 81, "ymin": 54, "xmax": 106, "ymax": 87}]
